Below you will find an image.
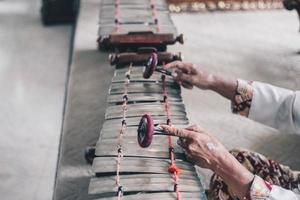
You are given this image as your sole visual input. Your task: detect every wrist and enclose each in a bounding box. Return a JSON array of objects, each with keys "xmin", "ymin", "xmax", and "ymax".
[
  {"xmin": 213, "ymin": 152, "xmax": 254, "ymax": 198},
  {"xmin": 207, "ymin": 75, "xmax": 237, "ymax": 101},
  {"xmin": 211, "ymin": 150, "xmax": 234, "ymax": 174},
  {"xmin": 206, "ymin": 74, "xmax": 220, "ymax": 91}
]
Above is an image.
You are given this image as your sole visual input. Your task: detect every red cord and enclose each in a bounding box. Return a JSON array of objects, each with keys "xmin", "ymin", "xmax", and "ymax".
[
  {"xmin": 168, "ymin": 164, "xmax": 181, "ymax": 175},
  {"xmin": 114, "ymin": 0, "xmax": 120, "ymax": 33},
  {"xmin": 162, "ymin": 63, "xmax": 181, "ymax": 200},
  {"xmin": 115, "ymin": 63, "xmax": 132, "ymax": 200},
  {"xmin": 148, "ymin": 0, "xmax": 160, "ymax": 32}
]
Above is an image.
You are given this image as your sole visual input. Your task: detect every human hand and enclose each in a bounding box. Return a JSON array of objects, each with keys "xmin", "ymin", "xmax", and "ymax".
[
  {"xmin": 160, "ymin": 124, "xmax": 254, "ymax": 199},
  {"xmin": 160, "ymin": 124, "xmax": 228, "ymax": 170},
  {"xmin": 164, "ymin": 61, "xmax": 238, "ymax": 102},
  {"xmin": 163, "ymin": 61, "xmax": 214, "ymax": 90}
]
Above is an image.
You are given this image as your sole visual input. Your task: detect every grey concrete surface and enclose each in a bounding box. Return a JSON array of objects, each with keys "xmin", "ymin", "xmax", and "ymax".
[
  {"xmin": 53, "ymin": 1, "xmax": 115, "ymax": 199},
  {"xmin": 0, "ymin": 0, "xmax": 71, "ymax": 200}
]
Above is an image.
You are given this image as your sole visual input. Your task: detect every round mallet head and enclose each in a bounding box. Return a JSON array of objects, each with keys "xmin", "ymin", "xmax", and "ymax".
[
  {"xmin": 137, "ymin": 114, "xmax": 154, "ymax": 148},
  {"xmin": 143, "ymin": 52, "xmax": 158, "ymax": 79}
]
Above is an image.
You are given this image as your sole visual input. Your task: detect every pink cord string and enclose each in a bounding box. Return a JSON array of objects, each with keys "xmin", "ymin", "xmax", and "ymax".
[
  {"xmin": 148, "ymin": 0, "xmax": 160, "ymax": 32},
  {"xmin": 115, "ymin": 63, "xmax": 132, "ymax": 200},
  {"xmin": 161, "ymin": 63, "xmax": 181, "ymax": 200},
  {"xmin": 114, "ymin": 0, "xmax": 120, "ymax": 33}
]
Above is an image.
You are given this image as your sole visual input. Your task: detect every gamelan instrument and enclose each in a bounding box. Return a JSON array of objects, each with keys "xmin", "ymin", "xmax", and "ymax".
[
  {"xmin": 97, "ymin": 0, "xmax": 184, "ymax": 51},
  {"xmin": 86, "ymin": 0, "xmax": 207, "ymax": 199}
]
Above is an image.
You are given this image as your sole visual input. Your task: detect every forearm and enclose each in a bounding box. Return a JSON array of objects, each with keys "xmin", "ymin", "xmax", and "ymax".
[
  {"xmin": 213, "ymin": 152, "xmax": 254, "ymax": 199},
  {"xmin": 207, "ymin": 75, "xmax": 237, "ymax": 101}
]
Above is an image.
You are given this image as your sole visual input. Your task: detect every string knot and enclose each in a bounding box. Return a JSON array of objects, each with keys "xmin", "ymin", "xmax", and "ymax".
[
  {"xmin": 122, "ymin": 95, "xmax": 128, "ymax": 102},
  {"xmin": 117, "ymin": 147, "xmax": 122, "ymax": 154},
  {"xmin": 117, "ymin": 186, "xmax": 123, "ymax": 196},
  {"xmin": 163, "ymin": 95, "xmax": 168, "ymax": 102},
  {"xmin": 168, "ymin": 164, "xmax": 181, "ymax": 175},
  {"xmin": 125, "ymin": 72, "xmax": 130, "ymax": 80},
  {"xmin": 166, "ymin": 118, "xmax": 171, "ymax": 125}
]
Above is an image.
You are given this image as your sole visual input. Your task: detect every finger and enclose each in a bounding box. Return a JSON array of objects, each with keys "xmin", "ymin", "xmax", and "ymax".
[
  {"xmin": 173, "ymin": 70, "xmax": 195, "ymax": 84},
  {"xmin": 185, "ymin": 124, "xmax": 204, "ymax": 133},
  {"xmin": 164, "ymin": 61, "xmax": 194, "ymax": 74},
  {"xmin": 173, "ymin": 74, "xmax": 193, "ymax": 89},
  {"xmin": 177, "ymin": 138, "xmax": 192, "ymax": 149},
  {"xmin": 182, "ymin": 81, "xmax": 194, "ymax": 89},
  {"xmin": 184, "ymin": 151, "xmax": 196, "ymax": 165},
  {"xmin": 164, "ymin": 61, "xmax": 183, "ymax": 70},
  {"xmin": 172, "ymin": 70, "xmax": 195, "ymax": 88},
  {"xmin": 160, "ymin": 125, "xmax": 194, "ymax": 139}
]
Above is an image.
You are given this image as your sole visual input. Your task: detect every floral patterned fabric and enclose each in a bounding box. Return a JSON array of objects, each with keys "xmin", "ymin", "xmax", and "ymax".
[{"xmin": 207, "ymin": 149, "xmax": 300, "ymax": 200}]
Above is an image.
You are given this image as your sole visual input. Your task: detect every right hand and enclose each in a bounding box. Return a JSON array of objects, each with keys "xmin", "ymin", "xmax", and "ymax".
[
  {"xmin": 164, "ymin": 61, "xmax": 214, "ymax": 90},
  {"xmin": 160, "ymin": 124, "xmax": 228, "ymax": 170},
  {"xmin": 160, "ymin": 124, "xmax": 255, "ymax": 199}
]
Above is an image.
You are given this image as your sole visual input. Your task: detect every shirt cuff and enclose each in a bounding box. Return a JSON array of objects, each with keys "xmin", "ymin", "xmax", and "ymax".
[
  {"xmin": 245, "ymin": 175, "xmax": 272, "ymax": 200},
  {"xmin": 231, "ymin": 79, "xmax": 254, "ymax": 117}
]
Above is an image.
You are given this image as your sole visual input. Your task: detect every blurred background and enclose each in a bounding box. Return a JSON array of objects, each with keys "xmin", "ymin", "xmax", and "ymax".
[{"xmin": 0, "ymin": 0, "xmax": 299, "ymax": 200}]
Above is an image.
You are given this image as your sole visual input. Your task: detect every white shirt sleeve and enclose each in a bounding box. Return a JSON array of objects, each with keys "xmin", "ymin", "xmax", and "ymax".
[
  {"xmin": 248, "ymin": 81, "xmax": 300, "ymax": 134},
  {"xmin": 249, "ymin": 176, "xmax": 300, "ymax": 200},
  {"xmin": 270, "ymin": 186, "xmax": 300, "ymax": 200}
]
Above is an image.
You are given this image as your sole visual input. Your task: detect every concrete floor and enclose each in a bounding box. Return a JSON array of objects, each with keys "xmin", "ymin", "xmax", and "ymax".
[{"xmin": 0, "ymin": 0, "xmax": 71, "ymax": 200}]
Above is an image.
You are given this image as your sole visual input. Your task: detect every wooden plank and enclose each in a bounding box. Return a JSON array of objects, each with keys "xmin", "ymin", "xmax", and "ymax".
[
  {"xmin": 100, "ymin": 4, "xmax": 168, "ymax": 10},
  {"xmin": 98, "ymin": 135, "xmax": 178, "ymax": 143},
  {"xmin": 109, "ymin": 81, "xmax": 180, "ymax": 94},
  {"xmin": 111, "ymin": 74, "xmax": 174, "ymax": 83},
  {"xmin": 98, "ymin": 133, "xmax": 181, "ymax": 142},
  {"xmin": 99, "ymin": 126, "xmax": 186, "ymax": 139},
  {"xmin": 102, "ymin": 116, "xmax": 189, "ymax": 129},
  {"xmin": 101, "ymin": 0, "xmax": 168, "ymax": 6},
  {"xmin": 95, "ymin": 139, "xmax": 184, "ymax": 159},
  {"xmin": 89, "ymin": 174, "xmax": 202, "ymax": 195},
  {"xmin": 106, "ymin": 102, "xmax": 186, "ymax": 112},
  {"xmin": 95, "ymin": 145, "xmax": 178, "ymax": 159},
  {"xmin": 101, "ymin": 0, "xmax": 168, "ymax": 7},
  {"xmin": 109, "ymin": 51, "xmax": 181, "ymax": 68},
  {"xmin": 105, "ymin": 110, "xmax": 186, "ymax": 120},
  {"xmin": 114, "ymin": 66, "xmax": 172, "ymax": 76},
  {"xmin": 100, "ymin": 8, "xmax": 170, "ymax": 19},
  {"xmin": 92, "ymin": 157, "xmax": 196, "ymax": 176},
  {"xmin": 107, "ymin": 93, "xmax": 182, "ymax": 103},
  {"xmin": 94, "ymin": 192, "xmax": 205, "ymax": 200},
  {"xmin": 99, "ymin": 17, "xmax": 172, "ymax": 27},
  {"xmin": 98, "ymin": 25, "xmax": 178, "ymax": 35},
  {"xmin": 105, "ymin": 102, "xmax": 186, "ymax": 119}
]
